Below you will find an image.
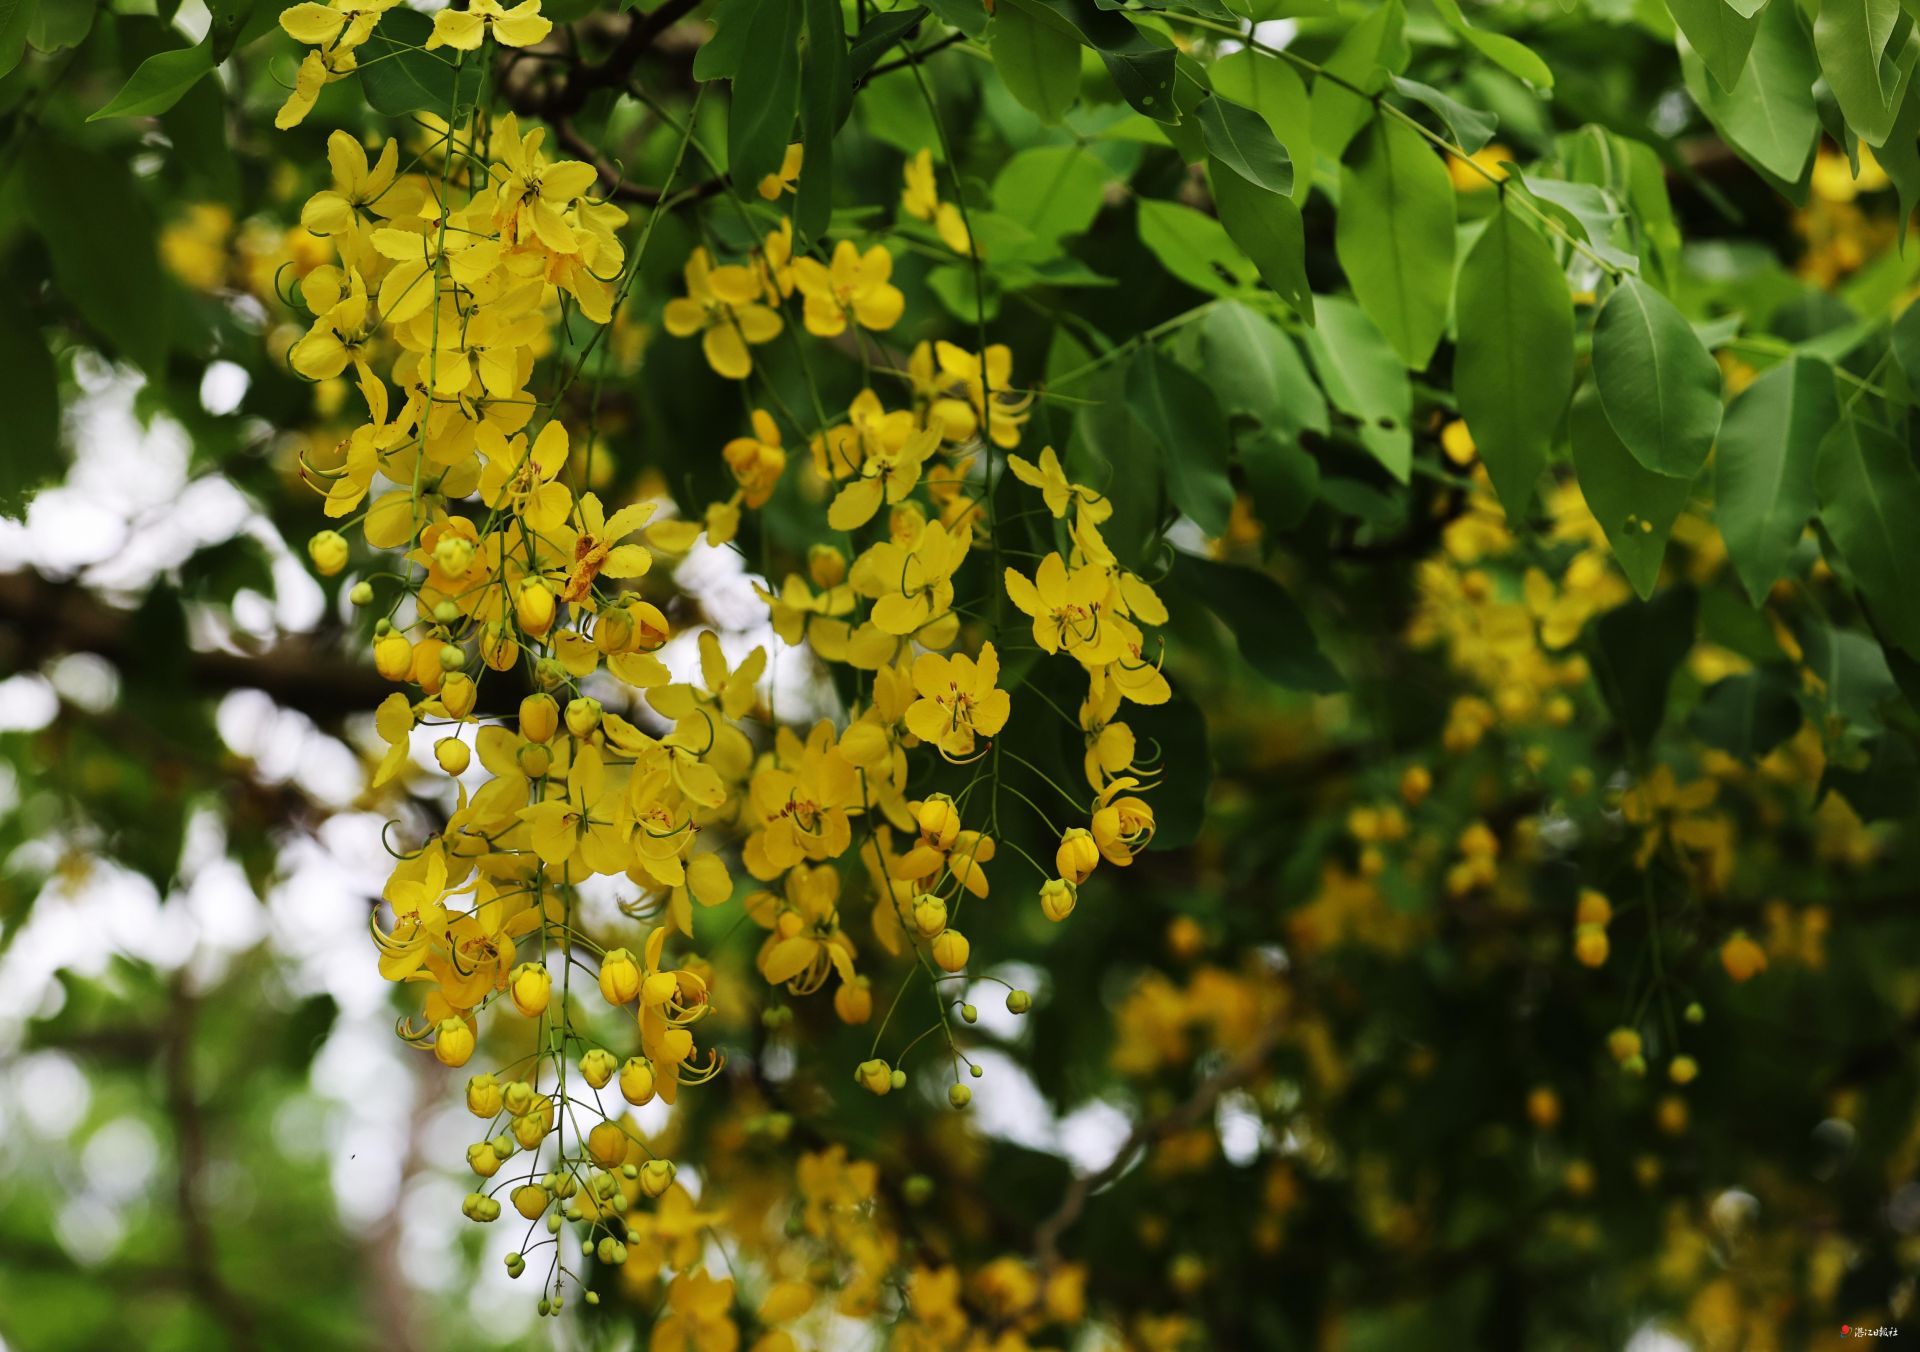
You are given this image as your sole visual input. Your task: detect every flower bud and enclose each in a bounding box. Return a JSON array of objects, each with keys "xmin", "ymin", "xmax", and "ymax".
[
  {"xmin": 600, "ymin": 948, "xmax": 641, "ymax": 1005},
  {"xmin": 588, "ymin": 1121, "xmax": 629, "ymax": 1168},
  {"xmin": 911, "ymin": 892, "xmax": 947, "ymax": 937},
  {"xmin": 466, "ymin": 1074, "xmax": 502, "ymax": 1118},
  {"xmin": 467, "ymin": 1142, "xmax": 502, "ymax": 1177},
  {"xmin": 534, "ymin": 656, "xmax": 567, "ymax": 690},
  {"xmin": 375, "ymin": 634, "xmax": 414, "ymax": 682},
  {"xmin": 433, "ymin": 1017, "xmax": 475, "ymax": 1067},
  {"xmin": 433, "ymin": 533, "xmax": 475, "ymax": 578},
  {"xmin": 503, "ymin": 1080, "xmax": 535, "ymax": 1116},
  {"xmin": 902, "ymin": 1174, "xmax": 934, "ymax": 1206},
  {"xmin": 480, "ymin": 622, "xmax": 518, "ymax": 671},
  {"xmin": 597, "ymin": 1236, "xmax": 629, "ymax": 1266},
  {"xmin": 439, "ymin": 672, "xmax": 477, "ymax": 720},
  {"xmin": 1572, "ymin": 923, "xmax": 1608, "ymax": 968},
  {"xmin": 519, "ymin": 693, "xmax": 559, "ymax": 744},
  {"xmin": 580, "ymin": 1048, "xmax": 617, "ymax": 1090},
  {"xmin": 504, "ymin": 1252, "xmax": 525, "ymax": 1278},
  {"xmin": 508, "ymin": 961, "xmax": 551, "ymax": 1017},
  {"xmin": 639, "ymin": 1159, "xmax": 676, "ymax": 1198},
  {"xmin": 593, "ymin": 607, "xmax": 635, "ymax": 655},
  {"xmin": 854, "ymin": 1059, "xmax": 892, "ymax": 1096},
  {"xmin": 308, "ymin": 529, "xmax": 349, "ymax": 576},
  {"xmin": 349, "ymin": 580, "xmax": 375, "ymax": 606},
  {"xmin": 519, "ymin": 743, "xmax": 551, "ymax": 778},
  {"xmin": 916, "ymin": 794, "xmax": 960, "ymax": 849},
  {"xmin": 435, "ymin": 737, "xmax": 471, "ymax": 776},
  {"xmin": 565, "ymin": 697, "xmax": 602, "ymax": 738},
  {"xmin": 1684, "ymin": 1001, "xmax": 1705, "ymax": 1025},
  {"xmin": 833, "ymin": 976, "xmax": 872, "ymax": 1025},
  {"xmin": 1006, "ymin": 989, "xmax": 1032, "ymax": 1015},
  {"xmin": 436, "ymin": 644, "xmax": 465, "ymax": 673},
  {"xmin": 808, "ymin": 543, "xmax": 847, "ymax": 588},
  {"xmin": 1669, "ymin": 1055, "xmax": 1699, "ymax": 1085},
  {"xmin": 931, "ymin": 928, "xmax": 970, "ymax": 973},
  {"xmin": 1607, "ymin": 1027, "xmax": 1642, "ymax": 1063},
  {"xmin": 1055, "ymin": 828, "xmax": 1099, "ymax": 885},
  {"xmin": 512, "ymin": 1184, "xmax": 550, "ymax": 1220},
  {"xmin": 513, "ymin": 1112, "xmax": 549, "ymax": 1150},
  {"xmin": 432, "ymin": 601, "xmax": 459, "ymax": 625},
  {"xmin": 1039, "ymin": 878, "xmax": 1077, "ymax": 923},
  {"xmin": 961, "ymin": 1003, "xmax": 977, "ymax": 1024},
  {"xmin": 618, "ymin": 1056, "xmax": 656, "ymax": 1106},
  {"xmin": 516, "ymin": 579, "xmax": 556, "ymax": 636},
  {"xmin": 889, "ymin": 1068, "xmax": 907, "ymax": 1090},
  {"xmin": 461, "ymin": 1192, "xmax": 501, "ymax": 1223},
  {"xmin": 948, "ymin": 1083, "xmax": 972, "ymax": 1109}
]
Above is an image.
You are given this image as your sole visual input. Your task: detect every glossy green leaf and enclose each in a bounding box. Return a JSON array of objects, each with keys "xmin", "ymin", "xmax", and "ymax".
[
  {"xmin": 1390, "ymin": 74, "xmax": 1496, "ymax": 154},
  {"xmin": 1591, "ymin": 585, "xmax": 1698, "ymax": 746},
  {"xmin": 0, "ymin": 291, "xmax": 59, "ymax": 516},
  {"xmin": 1127, "ymin": 346, "xmax": 1233, "ymax": 536},
  {"xmin": 796, "ymin": 0, "xmax": 846, "ymax": 239},
  {"xmin": 1815, "ymin": 415, "xmax": 1920, "ymax": 656},
  {"xmin": 729, "ymin": 0, "xmax": 802, "ymax": 197},
  {"xmin": 992, "ymin": 146, "xmax": 1109, "ymax": 245},
  {"xmin": 357, "ymin": 9, "xmax": 478, "ymax": 119},
  {"xmin": 1136, "ymin": 197, "xmax": 1255, "ymax": 296},
  {"xmin": 1302, "ymin": 296, "xmax": 1412, "ymax": 482},
  {"xmin": 1591, "ymin": 276, "xmax": 1723, "ymax": 478},
  {"xmin": 1207, "ymin": 49, "xmax": 1313, "ymax": 202},
  {"xmin": 1171, "ymin": 552, "xmax": 1343, "ymax": 691},
  {"xmin": 1310, "ymin": 0, "xmax": 1407, "ymax": 163},
  {"xmin": 1813, "ymin": 0, "xmax": 1916, "ymax": 147},
  {"xmin": 1431, "ymin": 0, "xmax": 1554, "ymax": 89},
  {"xmin": 22, "ymin": 140, "xmax": 167, "ymax": 372},
  {"xmin": 1667, "ymin": 0, "xmax": 1763, "ymax": 90},
  {"xmin": 1020, "ymin": 0, "xmax": 1174, "ymax": 121},
  {"xmin": 1196, "ymin": 93, "xmax": 1292, "ymax": 195},
  {"xmin": 1569, "ymin": 389, "xmax": 1695, "ymax": 599},
  {"xmin": 992, "ymin": 0, "xmax": 1080, "ymax": 124},
  {"xmin": 1209, "ymin": 161, "xmax": 1311, "ymax": 322},
  {"xmin": 1335, "ymin": 113, "xmax": 1454, "ymax": 369},
  {"xmin": 90, "ymin": 40, "xmax": 212, "ymax": 119},
  {"xmin": 1454, "ymin": 205, "xmax": 1573, "ymax": 520},
  {"xmin": 1679, "ymin": 0, "xmax": 1820, "ymax": 182},
  {"xmin": 1714, "ymin": 355, "xmax": 1836, "ymax": 605}
]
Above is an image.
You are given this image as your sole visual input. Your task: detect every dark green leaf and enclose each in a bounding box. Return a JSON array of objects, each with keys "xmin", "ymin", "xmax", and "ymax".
[
  {"xmin": 1302, "ymin": 296, "xmax": 1411, "ymax": 481},
  {"xmin": 1171, "ymin": 552, "xmax": 1343, "ymax": 691},
  {"xmin": 1390, "ymin": 75, "xmax": 1496, "ymax": 154},
  {"xmin": 1209, "ymin": 161, "xmax": 1311, "ymax": 321},
  {"xmin": 1591, "ymin": 585, "xmax": 1698, "ymax": 746},
  {"xmin": 1667, "ymin": 0, "xmax": 1763, "ymax": 90},
  {"xmin": 1127, "ymin": 345, "xmax": 1233, "ymax": 535},
  {"xmin": 1814, "ymin": 414, "xmax": 1920, "ymax": 656},
  {"xmin": 1193, "ymin": 301, "xmax": 1327, "ymax": 437},
  {"xmin": 0, "ymin": 291, "xmax": 60, "ymax": 516},
  {"xmin": 1020, "ymin": 0, "xmax": 1174, "ymax": 121},
  {"xmin": 729, "ymin": 0, "xmax": 803, "ymax": 197},
  {"xmin": 1591, "ymin": 276, "xmax": 1723, "ymax": 478},
  {"xmin": 992, "ymin": 0, "xmax": 1081, "ymax": 124},
  {"xmin": 358, "ymin": 9, "xmax": 478, "ymax": 118},
  {"xmin": 90, "ymin": 41, "xmax": 212, "ymax": 119},
  {"xmin": 1569, "ymin": 388, "xmax": 1695, "ymax": 600},
  {"xmin": 22, "ymin": 140, "xmax": 168, "ymax": 372},
  {"xmin": 0, "ymin": 0, "xmax": 31, "ymax": 75},
  {"xmin": 1714, "ymin": 355, "xmax": 1836, "ymax": 605},
  {"xmin": 1688, "ymin": 670, "xmax": 1803, "ymax": 759},
  {"xmin": 796, "ymin": 0, "xmax": 846, "ymax": 239},
  {"xmin": 1196, "ymin": 92, "xmax": 1292, "ymax": 195},
  {"xmin": 1335, "ymin": 113, "xmax": 1454, "ymax": 369},
  {"xmin": 1208, "ymin": 49, "xmax": 1312, "ymax": 202},
  {"xmin": 1453, "ymin": 203, "xmax": 1573, "ymax": 519},
  {"xmin": 1678, "ymin": 0, "xmax": 1819, "ymax": 182},
  {"xmin": 848, "ymin": 5, "xmax": 925, "ymax": 82}
]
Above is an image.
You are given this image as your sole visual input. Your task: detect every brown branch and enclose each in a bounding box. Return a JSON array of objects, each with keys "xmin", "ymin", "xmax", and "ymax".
[
  {"xmin": 553, "ymin": 117, "xmax": 728, "ymax": 205},
  {"xmin": 1031, "ymin": 1025, "xmax": 1283, "ymax": 1271}
]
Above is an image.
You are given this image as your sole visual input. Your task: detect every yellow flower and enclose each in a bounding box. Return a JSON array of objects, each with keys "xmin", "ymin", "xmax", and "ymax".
[
  {"xmin": 935, "ymin": 340, "xmax": 1029, "ymax": 448},
  {"xmin": 516, "ymin": 741, "xmax": 629, "ymax": 876},
  {"xmin": 1005, "ymin": 552, "xmax": 1125, "ymax": 664},
  {"xmin": 1008, "ymin": 445, "xmax": 1110, "ymax": 524},
  {"xmin": 827, "ymin": 424, "xmax": 938, "ymax": 530},
  {"xmin": 755, "ymin": 864, "xmax": 858, "ymax": 995},
  {"xmin": 476, "ymin": 420, "xmax": 573, "ymax": 532},
  {"xmin": 722, "ymin": 409, "xmax": 787, "ymax": 507},
  {"xmin": 300, "ymin": 132, "xmax": 402, "ymax": 236},
  {"xmin": 851, "ymin": 519, "xmax": 969, "ymax": 637},
  {"xmin": 428, "ymin": 0, "xmax": 551, "ymax": 50},
  {"xmin": 902, "ymin": 148, "xmax": 940, "ymax": 220},
  {"xmin": 558, "ymin": 491, "xmax": 656, "ymax": 603},
  {"xmin": 904, "ymin": 641, "xmax": 1010, "ymax": 760},
  {"xmin": 758, "ymin": 141, "xmax": 803, "ymax": 199},
  {"xmin": 1091, "ymin": 776, "xmax": 1155, "ymax": 866},
  {"xmin": 487, "ymin": 113, "xmax": 600, "ymax": 252},
  {"xmin": 663, "ymin": 247, "xmax": 784, "ymax": 379},
  {"xmin": 793, "ymin": 241, "xmax": 905, "ymax": 337}
]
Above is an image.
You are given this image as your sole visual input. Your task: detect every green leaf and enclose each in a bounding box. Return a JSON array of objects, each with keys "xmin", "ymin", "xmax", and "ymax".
[
  {"xmin": 1240, "ymin": 429, "xmax": 1320, "ymax": 532},
  {"xmin": 27, "ymin": 0, "xmax": 93, "ymax": 54},
  {"xmin": 90, "ymin": 41, "xmax": 212, "ymax": 119},
  {"xmin": 1714, "ymin": 355, "xmax": 1836, "ymax": 605},
  {"xmin": 1813, "ymin": 0, "xmax": 1917, "ymax": 147},
  {"xmin": 1130, "ymin": 691, "xmax": 1213, "ymax": 851},
  {"xmin": 1591, "ymin": 276, "xmax": 1723, "ymax": 478},
  {"xmin": 1171, "ymin": 552, "xmax": 1343, "ymax": 691},
  {"xmin": 1195, "ymin": 93, "xmax": 1292, "ymax": 195},
  {"xmin": 1517, "ymin": 173, "xmax": 1639, "ymax": 273},
  {"xmin": 991, "ymin": 146, "xmax": 1110, "ymax": 245},
  {"xmin": 0, "ymin": 0, "xmax": 32, "ymax": 77},
  {"xmin": 357, "ymin": 9, "xmax": 478, "ymax": 119},
  {"xmin": 796, "ymin": 0, "xmax": 846, "ymax": 240},
  {"xmin": 1207, "ymin": 49, "xmax": 1313, "ymax": 202},
  {"xmin": 848, "ymin": 5, "xmax": 925, "ymax": 82},
  {"xmin": 1688, "ymin": 670, "xmax": 1803, "ymax": 759},
  {"xmin": 1569, "ymin": 388, "xmax": 1695, "ymax": 600},
  {"xmin": 1127, "ymin": 346, "xmax": 1233, "ymax": 536},
  {"xmin": 1020, "ymin": 0, "xmax": 1174, "ymax": 121},
  {"xmin": 1334, "ymin": 112, "xmax": 1454, "ymax": 370},
  {"xmin": 1453, "ymin": 204, "xmax": 1573, "ymax": 520},
  {"xmin": 992, "ymin": 0, "xmax": 1081, "ymax": 125},
  {"xmin": 1814, "ymin": 414, "xmax": 1920, "ymax": 656},
  {"xmin": 0, "ymin": 291, "xmax": 60, "ymax": 516},
  {"xmin": 729, "ymin": 0, "xmax": 803, "ymax": 198},
  {"xmin": 1591, "ymin": 585, "xmax": 1698, "ymax": 746},
  {"xmin": 1892, "ymin": 296, "xmax": 1920, "ymax": 390},
  {"xmin": 21, "ymin": 140, "xmax": 168, "ymax": 372},
  {"xmin": 1310, "ymin": 0, "xmax": 1407, "ymax": 163},
  {"xmin": 1666, "ymin": 0, "xmax": 1763, "ymax": 90},
  {"xmin": 204, "ymin": 0, "xmax": 254, "ymax": 59},
  {"xmin": 1430, "ymin": 0, "xmax": 1554, "ymax": 89},
  {"xmin": 1135, "ymin": 196, "xmax": 1256, "ymax": 296},
  {"xmin": 1301, "ymin": 296, "xmax": 1412, "ymax": 482},
  {"xmin": 1390, "ymin": 74, "xmax": 1496, "ymax": 154},
  {"xmin": 694, "ymin": 0, "xmax": 756, "ymax": 79},
  {"xmin": 1678, "ymin": 0, "xmax": 1819, "ymax": 183},
  {"xmin": 1208, "ymin": 161, "xmax": 1311, "ymax": 322},
  {"xmin": 1192, "ymin": 301, "xmax": 1327, "ymax": 439}
]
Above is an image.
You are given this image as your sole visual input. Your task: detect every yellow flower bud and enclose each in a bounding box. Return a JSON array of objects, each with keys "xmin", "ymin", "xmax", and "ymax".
[
  {"xmin": 596, "ymin": 1236, "xmax": 628, "ymax": 1266},
  {"xmin": 434, "ymin": 1017, "xmax": 475, "ymax": 1067},
  {"xmin": 808, "ymin": 543, "xmax": 847, "ymax": 588},
  {"xmin": 1572, "ymin": 923, "xmax": 1609, "ymax": 968},
  {"xmin": 1006, "ymin": 989, "xmax": 1032, "ymax": 1014},
  {"xmin": 435, "ymin": 737, "xmax": 471, "ymax": 776},
  {"xmin": 1056, "ymin": 828, "xmax": 1099, "ymax": 885},
  {"xmin": 467, "ymin": 1142, "xmax": 502, "ymax": 1177},
  {"xmin": 1656, "ymin": 1094, "xmax": 1688, "ymax": 1135},
  {"xmin": 854, "ymin": 1058, "xmax": 892, "ymax": 1096},
  {"xmin": 461, "ymin": 1192, "xmax": 501, "ymax": 1223},
  {"xmin": 512, "ymin": 1184, "xmax": 550, "ymax": 1220},
  {"xmin": 1526, "ymin": 1086, "xmax": 1560, "ymax": 1129},
  {"xmin": 916, "ymin": 794, "xmax": 960, "ymax": 849},
  {"xmin": 519, "ymin": 693, "xmax": 560, "ymax": 744},
  {"xmin": 1669, "ymin": 1055, "xmax": 1699, "ymax": 1085},
  {"xmin": 466, "ymin": 1074, "xmax": 502, "ymax": 1118},
  {"xmin": 519, "ymin": 743, "xmax": 551, "ymax": 778},
  {"xmin": 911, "ymin": 892, "xmax": 947, "ymax": 937},
  {"xmin": 308, "ymin": 529, "xmax": 349, "ymax": 576},
  {"xmin": 481, "ymin": 622, "xmax": 518, "ymax": 671},
  {"xmin": 508, "ymin": 961, "xmax": 551, "ymax": 1017},
  {"xmin": 1039, "ymin": 878, "xmax": 1077, "ymax": 923},
  {"xmin": 834, "ymin": 975, "xmax": 872, "ymax": 1025},
  {"xmin": 1720, "ymin": 931, "xmax": 1767, "ymax": 982},
  {"xmin": 516, "ymin": 579, "xmax": 556, "ymax": 636},
  {"xmin": 639, "ymin": 1159, "xmax": 676, "ymax": 1198},
  {"xmin": 619, "ymin": 1056, "xmax": 656, "ymax": 1106},
  {"xmin": 931, "ymin": 928, "xmax": 970, "ymax": 973},
  {"xmin": 434, "ymin": 534, "xmax": 475, "ymax": 578},
  {"xmin": 593, "ymin": 606, "xmax": 635, "ymax": 654},
  {"xmin": 1399, "ymin": 764, "xmax": 1432, "ymax": 807},
  {"xmin": 1607, "ymin": 1027, "xmax": 1642, "ymax": 1063},
  {"xmin": 565, "ymin": 697, "xmax": 602, "ymax": 738},
  {"xmin": 513, "ymin": 1111, "xmax": 549, "ymax": 1150},
  {"xmin": 439, "ymin": 672, "xmax": 477, "ymax": 720},
  {"xmin": 1574, "ymin": 889, "xmax": 1612, "ymax": 927},
  {"xmin": 587, "ymin": 1120, "xmax": 629, "ymax": 1168},
  {"xmin": 375, "ymin": 634, "xmax": 414, "ymax": 682},
  {"xmin": 600, "ymin": 948, "xmax": 641, "ymax": 1005},
  {"xmin": 503, "ymin": 1080, "xmax": 535, "ymax": 1116},
  {"xmin": 580, "ymin": 1048, "xmax": 618, "ymax": 1090},
  {"xmin": 948, "ymin": 1083, "xmax": 971, "ymax": 1109}
]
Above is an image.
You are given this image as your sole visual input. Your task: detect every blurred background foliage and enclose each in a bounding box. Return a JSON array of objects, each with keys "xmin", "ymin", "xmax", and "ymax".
[{"xmin": 5, "ymin": 0, "xmax": 1920, "ymax": 1347}]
